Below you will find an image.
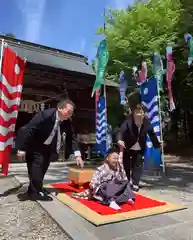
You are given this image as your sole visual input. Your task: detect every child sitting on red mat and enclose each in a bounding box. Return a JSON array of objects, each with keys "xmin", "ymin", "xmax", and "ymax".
[{"xmin": 72, "ymin": 148, "xmax": 135, "ymax": 210}]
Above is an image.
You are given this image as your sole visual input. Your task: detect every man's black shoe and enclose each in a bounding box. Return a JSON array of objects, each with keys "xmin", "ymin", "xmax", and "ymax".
[
  {"xmin": 42, "ymin": 187, "xmax": 50, "ymax": 195},
  {"xmin": 132, "ymin": 185, "xmax": 139, "ymax": 192},
  {"xmin": 17, "ymin": 192, "xmax": 31, "ymax": 201},
  {"xmin": 29, "ymin": 192, "xmax": 53, "ymax": 201},
  {"xmin": 18, "ymin": 190, "xmax": 53, "ymax": 201}
]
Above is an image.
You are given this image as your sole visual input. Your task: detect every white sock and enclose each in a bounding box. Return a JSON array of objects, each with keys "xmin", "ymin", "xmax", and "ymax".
[
  {"xmin": 109, "ymin": 201, "xmax": 121, "ymax": 210},
  {"xmin": 128, "ymin": 199, "xmax": 134, "ymax": 205}
]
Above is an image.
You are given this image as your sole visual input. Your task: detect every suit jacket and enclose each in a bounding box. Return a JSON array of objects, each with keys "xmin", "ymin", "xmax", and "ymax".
[
  {"xmin": 15, "ymin": 108, "xmax": 80, "ymax": 158},
  {"xmin": 116, "ymin": 116, "xmax": 160, "ymax": 153}
]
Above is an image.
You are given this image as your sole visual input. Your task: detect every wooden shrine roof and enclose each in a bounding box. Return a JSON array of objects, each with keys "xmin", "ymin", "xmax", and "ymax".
[
  {"xmin": 0, "ymin": 35, "xmax": 94, "ymax": 75},
  {"xmin": 0, "ymin": 35, "xmax": 118, "ymax": 87}
]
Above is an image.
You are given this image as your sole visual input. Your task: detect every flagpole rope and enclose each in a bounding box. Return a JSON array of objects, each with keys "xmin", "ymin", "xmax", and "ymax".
[
  {"xmin": 0, "ymin": 39, "xmax": 4, "ymax": 73},
  {"xmin": 156, "ymin": 78, "xmax": 166, "ymax": 176},
  {"xmin": 103, "ymin": 7, "xmax": 108, "ymax": 151}
]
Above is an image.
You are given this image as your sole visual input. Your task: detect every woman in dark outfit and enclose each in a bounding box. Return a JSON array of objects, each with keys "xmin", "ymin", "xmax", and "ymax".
[{"xmin": 116, "ymin": 104, "xmax": 161, "ymax": 192}]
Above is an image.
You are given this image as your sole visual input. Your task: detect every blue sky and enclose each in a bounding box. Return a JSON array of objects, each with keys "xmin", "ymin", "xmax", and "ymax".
[{"xmin": 0, "ymin": 0, "xmax": 132, "ymax": 61}]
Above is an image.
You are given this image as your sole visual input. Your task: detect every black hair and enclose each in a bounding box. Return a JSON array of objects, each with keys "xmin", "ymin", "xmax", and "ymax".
[
  {"xmin": 57, "ymin": 99, "xmax": 75, "ymax": 109},
  {"xmin": 105, "ymin": 146, "xmax": 119, "ymax": 158},
  {"xmin": 131, "ymin": 104, "xmax": 147, "ymax": 113}
]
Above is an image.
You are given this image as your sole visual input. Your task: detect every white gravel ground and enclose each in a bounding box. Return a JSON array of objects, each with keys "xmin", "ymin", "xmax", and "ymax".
[{"xmin": 0, "ymin": 176, "xmax": 70, "ymax": 240}]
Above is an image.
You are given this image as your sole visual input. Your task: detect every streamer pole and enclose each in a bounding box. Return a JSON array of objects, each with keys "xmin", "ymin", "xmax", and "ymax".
[
  {"xmin": 103, "ymin": 8, "xmax": 108, "ymax": 151},
  {"xmin": 156, "ymin": 77, "xmax": 166, "ymax": 176}
]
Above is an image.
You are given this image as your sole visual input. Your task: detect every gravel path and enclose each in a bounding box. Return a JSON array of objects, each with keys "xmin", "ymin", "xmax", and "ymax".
[{"xmin": 0, "ymin": 176, "xmax": 70, "ymax": 240}]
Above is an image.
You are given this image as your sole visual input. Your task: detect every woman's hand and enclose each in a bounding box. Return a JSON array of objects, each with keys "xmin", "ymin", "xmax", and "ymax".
[{"xmin": 117, "ymin": 140, "xmax": 125, "ymax": 148}]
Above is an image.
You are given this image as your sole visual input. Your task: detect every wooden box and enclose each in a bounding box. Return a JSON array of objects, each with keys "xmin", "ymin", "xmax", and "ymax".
[{"xmin": 68, "ymin": 167, "xmax": 95, "ymax": 185}]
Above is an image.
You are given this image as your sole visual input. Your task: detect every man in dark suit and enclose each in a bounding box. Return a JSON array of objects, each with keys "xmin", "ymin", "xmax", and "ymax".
[
  {"xmin": 16, "ymin": 99, "xmax": 84, "ymax": 201},
  {"xmin": 117, "ymin": 104, "xmax": 161, "ymax": 192}
]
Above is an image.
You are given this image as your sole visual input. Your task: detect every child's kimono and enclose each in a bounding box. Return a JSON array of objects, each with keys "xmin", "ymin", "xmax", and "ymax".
[{"xmin": 90, "ymin": 162, "xmax": 135, "ymax": 205}]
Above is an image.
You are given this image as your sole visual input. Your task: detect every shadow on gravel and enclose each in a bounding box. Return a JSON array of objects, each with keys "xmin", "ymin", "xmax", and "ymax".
[{"xmin": 0, "ymin": 185, "xmax": 21, "ymax": 197}]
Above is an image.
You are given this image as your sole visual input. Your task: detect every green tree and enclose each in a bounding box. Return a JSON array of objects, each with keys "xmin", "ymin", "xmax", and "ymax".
[
  {"xmin": 171, "ymin": 0, "xmax": 193, "ymax": 144},
  {"xmin": 97, "ymin": 0, "xmax": 182, "ymax": 78},
  {"xmin": 95, "ymin": 0, "xmax": 188, "ymax": 146}
]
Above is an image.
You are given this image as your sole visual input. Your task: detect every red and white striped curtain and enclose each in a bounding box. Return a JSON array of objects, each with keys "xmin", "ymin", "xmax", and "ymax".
[{"xmin": 0, "ymin": 42, "xmax": 25, "ymax": 176}]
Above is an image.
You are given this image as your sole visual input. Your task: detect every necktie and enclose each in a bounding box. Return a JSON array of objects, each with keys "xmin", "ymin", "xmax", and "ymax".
[
  {"xmin": 43, "ymin": 119, "xmax": 61, "ymax": 150},
  {"xmin": 56, "ymin": 121, "xmax": 61, "ymax": 154}
]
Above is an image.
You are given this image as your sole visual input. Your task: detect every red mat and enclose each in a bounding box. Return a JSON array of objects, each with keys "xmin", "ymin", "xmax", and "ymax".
[{"xmin": 52, "ymin": 183, "xmax": 166, "ymax": 216}]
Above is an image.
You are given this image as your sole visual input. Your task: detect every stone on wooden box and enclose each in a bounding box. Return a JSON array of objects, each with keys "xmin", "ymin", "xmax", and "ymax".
[{"xmin": 68, "ymin": 167, "xmax": 95, "ymax": 184}]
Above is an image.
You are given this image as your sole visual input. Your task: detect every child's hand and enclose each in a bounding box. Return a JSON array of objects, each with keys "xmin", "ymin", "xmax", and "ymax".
[{"xmin": 119, "ymin": 152, "xmax": 123, "ymax": 163}]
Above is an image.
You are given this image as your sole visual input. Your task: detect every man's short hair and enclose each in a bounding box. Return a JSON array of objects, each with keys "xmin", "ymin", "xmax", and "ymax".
[{"xmin": 57, "ymin": 99, "xmax": 75, "ymax": 109}]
